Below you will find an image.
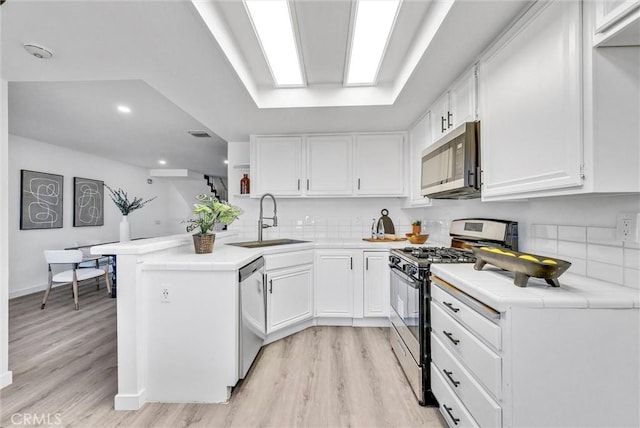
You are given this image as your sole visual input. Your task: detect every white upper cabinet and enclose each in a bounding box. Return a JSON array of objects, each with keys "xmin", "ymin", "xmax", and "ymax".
[
  {"xmin": 251, "ymin": 132, "xmax": 405, "ymax": 197},
  {"xmin": 251, "ymin": 136, "xmax": 303, "ymax": 196},
  {"xmin": 407, "ymin": 112, "xmax": 432, "ymax": 207},
  {"xmin": 354, "ymin": 133, "xmax": 405, "ymax": 196},
  {"xmin": 479, "ymin": 1, "xmax": 583, "ymax": 199},
  {"xmin": 430, "ymin": 67, "xmax": 477, "ymax": 142},
  {"xmin": 593, "ymin": 0, "xmax": 640, "ymax": 46},
  {"xmin": 306, "ymin": 135, "xmax": 353, "ymax": 196}
]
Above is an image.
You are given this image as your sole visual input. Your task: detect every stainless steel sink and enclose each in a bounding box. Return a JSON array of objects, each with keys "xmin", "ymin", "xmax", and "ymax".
[{"xmin": 227, "ymin": 238, "xmax": 309, "ymax": 248}]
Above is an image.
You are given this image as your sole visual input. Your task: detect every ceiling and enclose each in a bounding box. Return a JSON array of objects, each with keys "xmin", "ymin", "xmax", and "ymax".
[{"xmin": 1, "ymin": 0, "xmax": 530, "ymax": 177}]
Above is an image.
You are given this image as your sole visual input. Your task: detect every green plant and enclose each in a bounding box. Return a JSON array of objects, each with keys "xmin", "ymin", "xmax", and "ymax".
[
  {"xmin": 105, "ymin": 184, "xmax": 156, "ymax": 215},
  {"xmin": 412, "ymin": 220, "xmax": 422, "ymax": 226},
  {"xmin": 185, "ymin": 194, "xmax": 243, "ymax": 235}
]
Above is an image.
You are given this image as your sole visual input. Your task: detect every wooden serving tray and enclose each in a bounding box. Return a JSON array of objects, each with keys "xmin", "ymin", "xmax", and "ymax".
[
  {"xmin": 362, "ymin": 237, "xmax": 407, "ymax": 242},
  {"xmin": 472, "ymin": 247, "xmax": 571, "ymax": 287}
]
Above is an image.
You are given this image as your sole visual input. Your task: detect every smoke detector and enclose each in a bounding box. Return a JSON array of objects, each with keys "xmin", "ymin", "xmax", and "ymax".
[{"xmin": 24, "ymin": 44, "xmax": 53, "ymax": 59}]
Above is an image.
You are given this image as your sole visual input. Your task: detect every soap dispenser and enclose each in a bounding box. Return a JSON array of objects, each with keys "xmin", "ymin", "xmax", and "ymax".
[{"xmin": 371, "ymin": 218, "xmax": 377, "ymax": 239}]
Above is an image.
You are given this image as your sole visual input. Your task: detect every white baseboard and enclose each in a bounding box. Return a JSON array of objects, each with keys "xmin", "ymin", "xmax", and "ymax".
[
  {"xmin": 114, "ymin": 389, "xmax": 146, "ymax": 411},
  {"xmin": 0, "ymin": 370, "xmax": 13, "ymax": 389},
  {"xmin": 9, "ymin": 282, "xmax": 51, "ymax": 299}
]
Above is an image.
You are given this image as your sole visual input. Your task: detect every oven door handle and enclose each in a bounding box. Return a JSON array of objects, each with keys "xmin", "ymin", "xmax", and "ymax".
[{"xmin": 390, "ymin": 266, "xmax": 422, "ymax": 289}]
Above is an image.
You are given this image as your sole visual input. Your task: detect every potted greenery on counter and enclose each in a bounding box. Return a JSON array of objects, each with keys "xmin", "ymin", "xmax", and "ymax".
[
  {"xmin": 105, "ymin": 184, "xmax": 157, "ymax": 242},
  {"xmin": 185, "ymin": 194, "xmax": 243, "ymax": 253}
]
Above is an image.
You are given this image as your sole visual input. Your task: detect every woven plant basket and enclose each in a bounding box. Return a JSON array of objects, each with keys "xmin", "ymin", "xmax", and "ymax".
[{"xmin": 193, "ymin": 233, "xmax": 215, "ymax": 254}]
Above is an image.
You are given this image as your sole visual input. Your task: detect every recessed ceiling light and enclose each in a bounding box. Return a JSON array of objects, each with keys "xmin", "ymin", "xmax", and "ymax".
[
  {"xmin": 244, "ymin": 0, "xmax": 305, "ymax": 87},
  {"xmin": 224, "ymin": 160, "xmax": 229, "ymax": 164},
  {"xmin": 117, "ymin": 105, "xmax": 132, "ymax": 114},
  {"xmin": 23, "ymin": 44, "xmax": 53, "ymax": 60},
  {"xmin": 158, "ymin": 160, "xmax": 167, "ymax": 165},
  {"xmin": 345, "ymin": 0, "xmax": 401, "ymax": 86}
]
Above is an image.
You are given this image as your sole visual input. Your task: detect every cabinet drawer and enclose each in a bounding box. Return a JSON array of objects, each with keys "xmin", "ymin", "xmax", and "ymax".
[
  {"xmin": 431, "ymin": 362, "xmax": 479, "ymax": 428},
  {"xmin": 432, "ymin": 334, "xmax": 502, "ymax": 428},
  {"xmin": 432, "ymin": 281, "xmax": 502, "ymax": 351},
  {"xmin": 264, "ymin": 250, "xmax": 314, "ymax": 271},
  {"xmin": 431, "ymin": 303, "xmax": 502, "ymax": 399}
]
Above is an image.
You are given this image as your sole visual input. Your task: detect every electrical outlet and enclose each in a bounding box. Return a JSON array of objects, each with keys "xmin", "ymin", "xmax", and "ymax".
[
  {"xmin": 160, "ymin": 284, "xmax": 171, "ymax": 302},
  {"xmin": 616, "ymin": 213, "xmax": 640, "ymax": 242}
]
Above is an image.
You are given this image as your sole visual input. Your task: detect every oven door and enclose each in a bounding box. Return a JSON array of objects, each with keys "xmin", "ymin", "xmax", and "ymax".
[{"xmin": 389, "ymin": 266, "xmax": 422, "ymax": 365}]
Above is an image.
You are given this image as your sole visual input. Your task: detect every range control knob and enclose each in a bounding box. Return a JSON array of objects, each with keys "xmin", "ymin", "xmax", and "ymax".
[{"xmin": 408, "ymin": 266, "xmax": 419, "ymax": 277}]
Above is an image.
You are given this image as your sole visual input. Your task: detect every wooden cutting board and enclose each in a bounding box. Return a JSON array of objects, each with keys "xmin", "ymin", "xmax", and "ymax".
[{"xmin": 362, "ymin": 237, "xmax": 407, "ymax": 242}]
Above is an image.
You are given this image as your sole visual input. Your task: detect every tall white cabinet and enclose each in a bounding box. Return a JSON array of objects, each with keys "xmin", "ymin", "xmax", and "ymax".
[
  {"xmin": 479, "ymin": 1, "xmax": 583, "ymax": 198},
  {"xmin": 478, "ymin": 0, "xmax": 639, "ymax": 200}
]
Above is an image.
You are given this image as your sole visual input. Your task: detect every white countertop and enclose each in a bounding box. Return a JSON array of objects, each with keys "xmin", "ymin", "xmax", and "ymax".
[
  {"xmin": 430, "ymin": 264, "xmax": 640, "ymax": 311},
  {"xmin": 93, "ymin": 232, "xmax": 443, "ymax": 272}
]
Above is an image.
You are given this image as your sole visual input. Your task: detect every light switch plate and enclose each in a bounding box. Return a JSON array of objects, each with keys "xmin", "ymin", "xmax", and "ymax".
[{"xmin": 616, "ymin": 213, "xmax": 640, "ymax": 242}]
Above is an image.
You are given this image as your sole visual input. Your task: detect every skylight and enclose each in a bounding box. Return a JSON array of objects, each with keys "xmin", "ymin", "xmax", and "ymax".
[
  {"xmin": 244, "ymin": 0, "xmax": 305, "ymax": 87},
  {"xmin": 346, "ymin": 0, "xmax": 401, "ymax": 86}
]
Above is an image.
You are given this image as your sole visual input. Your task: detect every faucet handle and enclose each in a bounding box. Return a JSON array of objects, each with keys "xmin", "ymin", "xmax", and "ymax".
[{"xmin": 262, "ymin": 224, "xmax": 271, "ymax": 229}]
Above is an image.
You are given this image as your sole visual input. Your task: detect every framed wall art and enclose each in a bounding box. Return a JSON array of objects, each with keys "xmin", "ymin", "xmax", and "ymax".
[
  {"xmin": 73, "ymin": 177, "xmax": 104, "ymax": 227},
  {"xmin": 20, "ymin": 169, "xmax": 64, "ymax": 230}
]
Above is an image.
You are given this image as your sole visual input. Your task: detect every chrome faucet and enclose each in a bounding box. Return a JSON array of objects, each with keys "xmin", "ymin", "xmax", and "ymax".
[{"xmin": 258, "ymin": 193, "xmax": 278, "ymax": 242}]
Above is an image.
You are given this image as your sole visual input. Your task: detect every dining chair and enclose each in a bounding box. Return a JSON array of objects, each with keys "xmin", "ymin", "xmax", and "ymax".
[
  {"xmin": 74, "ymin": 240, "xmax": 112, "ymax": 289},
  {"xmin": 42, "ymin": 249, "xmax": 112, "ymax": 310}
]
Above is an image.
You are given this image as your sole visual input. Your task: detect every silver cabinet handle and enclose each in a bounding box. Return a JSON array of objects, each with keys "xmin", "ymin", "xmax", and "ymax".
[
  {"xmin": 447, "ymin": 111, "xmax": 453, "ymax": 129},
  {"xmin": 269, "ymin": 279, "xmax": 273, "ymax": 294},
  {"xmin": 297, "ymin": 179, "xmax": 300, "ymax": 191},
  {"xmin": 357, "ymin": 178, "xmax": 361, "ymax": 190},
  {"xmin": 306, "ymin": 179, "xmax": 309, "ymax": 190}
]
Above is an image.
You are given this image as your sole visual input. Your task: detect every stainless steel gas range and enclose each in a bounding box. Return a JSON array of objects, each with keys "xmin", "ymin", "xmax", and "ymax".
[{"xmin": 388, "ymin": 218, "xmax": 518, "ymax": 406}]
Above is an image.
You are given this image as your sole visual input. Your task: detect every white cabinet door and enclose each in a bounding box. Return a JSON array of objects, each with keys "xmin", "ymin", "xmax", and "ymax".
[
  {"xmin": 251, "ymin": 136, "xmax": 302, "ymax": 196},
  {"xmin": 408, "ymin": 113, "xmax": 432, "ymax": 207},
  {"xmin": 430, "ymin": 92, "xmax": 451, "ymax": 141},
  {"xmin": 315, "ymin": 251, "xmax": 354, "ymax": 317},
  {"xmin": 306, "ymin": 135, "xmax": 353, "ymax": 196},
  {"xmin": 363, "ymin": 252, "xmax": 390, "ymax": 317},
  {"xmin": 354, "ymin": 134, "xmax": 405, "ymax": 196},
  {"xmin": 479, "ymin": 0, "xmax": 583, "ymax": 199},
  {"xmin": 449, "ymin": 69, "xmax": 477, "ymax": 128},
  {"xmin": 266, "ymin": 264, "xmax": 313, "ymax": 334},
  {"xmin": 594, "ymin": 0, "xmax": 639, "ymax": 32}
]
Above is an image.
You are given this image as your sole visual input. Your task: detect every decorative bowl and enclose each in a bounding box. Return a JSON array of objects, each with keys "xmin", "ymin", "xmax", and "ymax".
[{"xmin": 408, "ymin": 234, "xmax": 429, "ymax": 244}]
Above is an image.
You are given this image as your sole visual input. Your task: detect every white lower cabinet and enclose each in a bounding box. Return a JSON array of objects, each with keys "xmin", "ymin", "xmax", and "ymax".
[
  {"xmin": 363, "ymin": 251, "xmax": 390, "ymax": 317},
  {"xmin": 315, "ymin": 250, "xmax": 355, "ymax": 317},
  {"xmin": 264, "ymin": 252, "xmax": 313, "ymax": 334},
  {"xmin": 430, "ymin": 274, "xmax": 639, "ymax": 428}
]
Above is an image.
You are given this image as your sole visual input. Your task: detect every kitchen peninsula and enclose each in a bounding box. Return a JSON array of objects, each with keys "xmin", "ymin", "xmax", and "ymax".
[{"xmin": 90, "ymin": 232, "xmax": 415, "ymax": 410}]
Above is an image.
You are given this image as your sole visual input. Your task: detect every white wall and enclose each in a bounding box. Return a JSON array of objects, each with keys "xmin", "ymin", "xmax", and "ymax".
[{"xmin": 8, "ymin": 134, "xmax": 200, "ymax": 298}]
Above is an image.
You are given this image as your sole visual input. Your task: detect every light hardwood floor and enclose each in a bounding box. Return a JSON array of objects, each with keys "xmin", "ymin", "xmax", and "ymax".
[{"xmin": 1, "ymin": 284, "xmax": 445, "ymax": 427}]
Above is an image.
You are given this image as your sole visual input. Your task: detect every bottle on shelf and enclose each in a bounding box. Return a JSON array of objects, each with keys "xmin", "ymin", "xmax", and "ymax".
[
  {"xmin": 371, "ymin": 218, "xmax": 377, "ymax": 239},
  {"xmin": 240, "ymin": 174, "xmax": 250, "ymax": 195}
]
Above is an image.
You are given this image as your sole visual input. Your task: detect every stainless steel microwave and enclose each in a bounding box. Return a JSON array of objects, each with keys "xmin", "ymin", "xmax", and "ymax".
[{"xmin": 420, "ymin": 121, "xmax": 480, "ymax": 199}]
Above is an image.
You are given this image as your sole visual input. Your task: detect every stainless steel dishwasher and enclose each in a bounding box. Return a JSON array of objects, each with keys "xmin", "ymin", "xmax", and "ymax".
[{"xmin": 238, "ymin": 256, "xmax": 266, "ymax": 379}]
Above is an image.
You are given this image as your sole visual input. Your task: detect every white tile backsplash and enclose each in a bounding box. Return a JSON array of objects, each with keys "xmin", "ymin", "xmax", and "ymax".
[
  {"xmin": 532, "ymin": 238, "xmax": 558, "ymax": 256},
  {"xmin": 558, "ymin": 225, "xmax": 586, "ymax": 242},
  {"xmin": 587, "ymin": 261, "xmax": 624, "ymax": 284},
  {"xmin": 587, "ymin": 244, "xmax": 623, "ymax": 265},
  {"xmin": 568, "ymin": 258, "xmax": 587, "ymax": 276},
  {"xmin": 587, "ymin": 227, "xmax": 620, "ymax": 245},
  {"xmin": 558, "ymin": 241, "xmax": 587, "ymax": 260},
  {"xmin": 624, "ymin": 268, "xmax": 639, "ymax": 289},
  {"xmin": 624, "ymin": 248, "xmax": 640, "ymax": 270},
  {"xmin": 532, "ymin": 224, "xmax": 558, "ymax": 239}
]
